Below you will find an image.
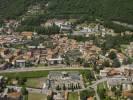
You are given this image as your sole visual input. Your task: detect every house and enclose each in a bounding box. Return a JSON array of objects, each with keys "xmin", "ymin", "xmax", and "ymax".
[
  {"xmin": 87, "ymin": 96, "xmax": 94, "ymax": 100},
  {"xmin": 53, "ymin": 92, "xmax": 64, "ymax": 100},
  {"xmin": 100, "ymin": 69, "xmax": 110, "ymax": 77},
  {"xmin": 15, "ymin": 59, "xmax": 26, "ymax": 68},
  {"xmin": 53, "ymin": 91, "xmax": 68, "ymax": 100},
  {"xmin": 21, "ymin": 32, "xmax": 33, "ymax": 39},
  {"xmin": 4, "ymin": 55, "xmax": 14, "ymax": 62},
  {"xmin": 14, "ymin": 49, "xmax": 22, "ymax": 56},
  {"xmin": 122, "ymin": 83, "xmax": 132, "ymax": 91},
  {"xmin": 44, "ymin": 19, "xmax": 65, "ymax": 27},
  {"xmin": 60, "ymin": 24, "xmax": 72, "ymax": 33},
  {"xmin": 47, "ymin": 55, "xmax": 64, "ymax": 65},
  {"xmin": 72, "ymin": 31, "xmax": 86, "ymax": 36},
  {"xmin": 7, "ymin": 92, "xmax": 22, "ymax": 100},
  {"xmin": 122, "ymin": 91, "xmax": 133, "ymax": 99},
  {"xmin": 44, "ymin": 20, "xmax": 54, "ymax": 27},
  {"xmin": 0, "ymin": 64, "xmax": 6, "ymax": 70},
  {"xmin": 121, "ymin": 64, "xmax": 133, "ymax": 77},
  {"xmin": 100, "ymin": 68, "xmax": 121, "ymax": 77},
  {"xmin": 107, "ymin": 76, "xmax": 131, "ymax": 90},
  {"xmin": 117, "ymin": 53, "xmax": 127, "ymax": 64},
  {"xmin": 54, "ymin": 20, "xmax": 66, "ymax": 27},
  {"xmin": 0, "ymin": 48, "xmax": 9, "ymax": 57}
]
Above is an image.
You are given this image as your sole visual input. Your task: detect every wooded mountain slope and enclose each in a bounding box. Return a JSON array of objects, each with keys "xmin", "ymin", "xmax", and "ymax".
[
  {"xmin": 0, "ymin": 0, "xmax": 133, "ymax": 24},
  {"xmin": 48, "ymin": 0, "xmax": 133, "ymax": 24}
]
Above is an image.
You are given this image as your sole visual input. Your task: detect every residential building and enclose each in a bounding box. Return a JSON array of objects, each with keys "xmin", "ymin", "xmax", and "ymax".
[
  {"xmin": 15, "ymin": 59, "xmax": 26, "ymax": 68},
  {"xmin": 46, "ymin": 71, "xmax": 84, "ymax": 90}
]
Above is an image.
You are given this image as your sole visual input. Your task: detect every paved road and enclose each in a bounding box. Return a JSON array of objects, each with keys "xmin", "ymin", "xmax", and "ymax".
[{"xmin": 0, "ymin": 67, "xmax": 92, "ymax": 73}]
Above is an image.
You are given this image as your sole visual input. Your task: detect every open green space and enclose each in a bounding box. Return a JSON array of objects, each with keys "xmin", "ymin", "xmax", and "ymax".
[
  {"xmin": 68, "ymin": 92, "xmax": 79, "ymax": 100},
  {"xmin": 28, "ymin": 93, "xmax": 47, "ymax": 100},
  {"xmin": 0, "ymin": 69, "xmax": 91, "ymax": 79},
  {"xmin": 25, "ymin": 78, "xmax": 45, "ymax": 88},
  {"xmin": 0, "ymin": 70, "xmax": 49, "ymax": 78}
]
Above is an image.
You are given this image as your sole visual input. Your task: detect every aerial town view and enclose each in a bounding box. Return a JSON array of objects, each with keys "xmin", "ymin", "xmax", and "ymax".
[{"xmin": 0, "ymin": 0, "xmax": 133, "ymax": 100}]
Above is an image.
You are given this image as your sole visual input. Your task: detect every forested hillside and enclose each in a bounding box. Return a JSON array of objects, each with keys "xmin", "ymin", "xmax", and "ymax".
[
  {"xmin": 0, "ymin": 0, "xmax": 37, "ymax": 19},
  {"xmin": 0, "ymin": 0, "xmax": 133, "ymax": 24},
  {"xmin": 48, "ymin": 0, "xmax": 133, "ymax": 24}
]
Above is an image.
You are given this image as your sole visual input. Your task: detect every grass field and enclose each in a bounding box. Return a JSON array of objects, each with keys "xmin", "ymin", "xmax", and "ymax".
[
  {"xmin": 68, "ymin": 92, "xmax": 79, "ymax": 100},
  {"xmin": 26, "ymin": 78, "xmax": 46, "ymax": 88},
  {"xmin": 0, "ymin": 70, "xmax": 49, "ymax": 78},
  {"xmin": 0, "ymin": 69, "xmax": 90, "ymax": 79},
  {"xmin": 28, "ymin": 93, "xmax": 47, "ymax": 100}
]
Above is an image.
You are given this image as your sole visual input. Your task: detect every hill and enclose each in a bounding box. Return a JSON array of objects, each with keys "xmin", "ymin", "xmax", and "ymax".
[
  {"xmin": 0, "ymin": 0, "xmax": 133, "ymax": 32},
  {"xmin": 0, "ymin": 0, "xmax": 36, "ymax": 19},
  {"xmin": 48, "ymin": 0, "xmax": 133, "ymax": 24}
]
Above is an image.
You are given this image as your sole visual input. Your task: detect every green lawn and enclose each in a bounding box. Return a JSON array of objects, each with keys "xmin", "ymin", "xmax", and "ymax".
[
  {"xmin": 68, "ymin": 92, "xmax": 79, "ymax": 100},
  {"xmin": 0, "ymin": 70, "xmax": 49, "ymax": 78},
  {"xmin": 28, "ymin": 93, "xmax": 47, "ymax": 100},
  {"xmin": 25, "ymin": 78, "xmax": 45, "ymax": 88},
  {"xmin": 0, "ymin": 69, "xmax": 90, "ymax": 79}
]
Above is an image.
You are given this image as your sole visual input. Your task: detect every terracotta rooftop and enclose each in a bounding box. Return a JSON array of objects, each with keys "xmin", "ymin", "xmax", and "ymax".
[
  {"xmin": 21, "ymin": 32, "xmax": 33, "ymax": 36},
  {"xmin": 87, "ymin": 96, "xmax": 94, "ymax": 100},
  {"xmin": 123, "ymin": 91, "xmax": 133, "ymax": 97},
  {"xmin": 8, "ymin": 92, "xmax": 21, "ymax": 98}
]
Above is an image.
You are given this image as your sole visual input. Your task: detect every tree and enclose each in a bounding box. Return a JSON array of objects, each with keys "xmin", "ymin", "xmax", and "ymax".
[
  {"xmin": 71, "ymin": 83, "xmax": 74, "ymax": 91},
  {"xmin": 112, "ymin": 58, "xmax": 121, "ymax": 67},
  {"xmin": 97, "ymin": 88, "xmax": 106, "ymax": 99},
  {"xmin": 76, "ymin": 58, "xmax": 84, "ymax": 65},
  {"xmin": 47, "ymin": 95, "xmax": 53, "ymax": 100},
  {"xmin": 80, "ymin": 89, "xmax": 95, "ymax": 100},
  {"xmin": 26, "ymin": 61, "xmax": 33, "ymax": 67},
  {"xmin": 111, "ymin": 86, "xmax": 116, "ymax": 92},
  {"xmin": 103, "ymin": 60, "xmax": 110, "ymax": 67},
  {"xmin": 18, "ymin": 77, "xmax": 27, "ymax": 85},
  {"xmin": 56, "ymin": 85, "xmax": 61, "ymax": 90},
  {"xmin": 108, "ymin": 51, "xmax": 117, "ymax": 60},
  {"xmin": 63, "ymin": 84, "xmax": 66, "ymax": 90},
  {"xmin": 122, "ymin": 57, "xmax": 133, "ymax": 65},
  {"xmin": 21, "ymin": 87, "xmax": 28, "ymax": 95}
]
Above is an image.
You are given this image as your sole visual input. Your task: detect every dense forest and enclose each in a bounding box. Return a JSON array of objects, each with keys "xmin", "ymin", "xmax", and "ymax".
[
  {"xmin": 0, "ymin": 0, "xmax": 49, "ymax": 20},
  {"xmin": 0, "ymin": 0, "xmax": 35, "ymax": 19},
  {"xmin": 48, "ymin": 0, "xmax": 133, "ymax": 24}
]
